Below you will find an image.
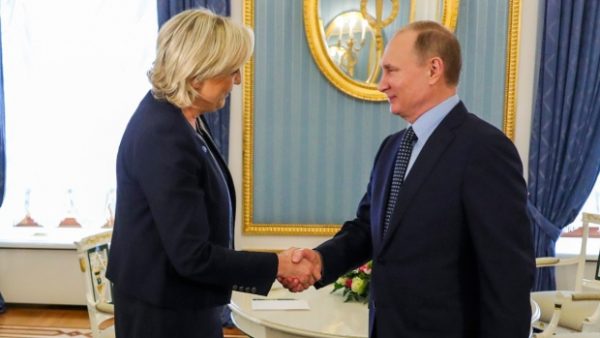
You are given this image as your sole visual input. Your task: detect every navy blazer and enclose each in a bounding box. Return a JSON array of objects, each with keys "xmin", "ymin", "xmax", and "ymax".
[
  {"xmin": 316, "ymin": 102, "xmax": 535, "ymax": 338},
  {"xmin": 107, "ymin": 92, "xmax": 277, "ymax": 309}
]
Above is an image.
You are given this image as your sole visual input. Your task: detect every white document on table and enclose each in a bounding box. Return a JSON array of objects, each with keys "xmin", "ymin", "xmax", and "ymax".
[{"xmin": 251, "ymin": 298, "xmax": 310, "ymax": 311}]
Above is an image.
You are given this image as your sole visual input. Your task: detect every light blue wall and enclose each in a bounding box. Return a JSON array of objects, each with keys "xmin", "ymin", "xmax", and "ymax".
[
  {"xmin": 456, "ymin": 0, "xmax": 508, "ymax": 129},
  {"xmin": 252, "ymin": 0, "xmax": 508, "ymax": 225}
]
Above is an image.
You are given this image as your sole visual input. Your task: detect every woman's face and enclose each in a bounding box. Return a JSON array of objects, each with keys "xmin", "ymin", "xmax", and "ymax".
[{"xmin": 193, "ymin": 69, "xmax": 241, "ymax": 112}]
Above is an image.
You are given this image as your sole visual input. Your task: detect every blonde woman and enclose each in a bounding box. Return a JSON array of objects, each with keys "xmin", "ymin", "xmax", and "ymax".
[{"xmin": 106, "ymin": 9, "xmax": 320, "ymax": 338}]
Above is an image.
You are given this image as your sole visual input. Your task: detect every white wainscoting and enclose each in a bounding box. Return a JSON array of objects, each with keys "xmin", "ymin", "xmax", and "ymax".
[
  {"xmin": 0, "ymin": 227, "xmax": 595, "ymax": 305},
  {"xmin": 0, "ymin": 248, "xmax": 85, "ymax": 305},
  {"xmin": 0, "ymin": 227, "xmax": 105, "ymax": 305}
]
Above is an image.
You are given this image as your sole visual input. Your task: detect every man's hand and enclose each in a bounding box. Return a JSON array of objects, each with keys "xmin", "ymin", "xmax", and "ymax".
[{"xmin": 277, "ymin": 248, "xmax": 322, "ymax": 292}]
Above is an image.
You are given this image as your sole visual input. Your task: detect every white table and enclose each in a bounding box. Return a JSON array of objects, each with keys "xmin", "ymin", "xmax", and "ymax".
[
  {"xmin": 230, "ymin": 284, "xmax": 541, "ymax": 338},
  {"xmin": 229, "ymin": 284, "xmax": 368, "ymax": 338}
]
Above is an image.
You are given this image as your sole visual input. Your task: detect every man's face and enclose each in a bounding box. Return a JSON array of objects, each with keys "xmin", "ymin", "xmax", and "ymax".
[{"xmin": 377, "ymin": 31, "xmax": 432, "ymax": 122}]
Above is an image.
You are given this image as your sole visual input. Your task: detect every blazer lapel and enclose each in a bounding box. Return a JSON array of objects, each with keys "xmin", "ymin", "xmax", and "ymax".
[
  {"xmin": 197, "ymin": 116, "xmax": 236, "ymax": 216},
  {"xmin": 379, "ymin": 103, "xmax": 468, "ymax": 253},
  {"xmin": 196, "ymin": 116, "xmax": 237, "ymax": 249}
]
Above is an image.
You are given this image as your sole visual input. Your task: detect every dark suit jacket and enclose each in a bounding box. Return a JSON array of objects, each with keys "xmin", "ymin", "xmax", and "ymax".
[
  {"xmin": 316, "ymin": 102, "xmax": 535, "ymax": 338},
  {"xmin": 107, "ymin": 92, "xmax": 277, "ymax": 310}
]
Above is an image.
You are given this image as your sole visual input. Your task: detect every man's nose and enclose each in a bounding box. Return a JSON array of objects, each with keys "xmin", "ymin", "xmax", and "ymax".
[{"xmin": 377, "ymin": 78, "xmax": 387, "ymax": 92}]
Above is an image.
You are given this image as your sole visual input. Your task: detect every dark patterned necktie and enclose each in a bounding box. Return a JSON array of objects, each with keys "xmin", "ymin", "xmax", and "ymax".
[{"xmin": 383, "ymin": 127, "xmax": 417, "ymax": 236}]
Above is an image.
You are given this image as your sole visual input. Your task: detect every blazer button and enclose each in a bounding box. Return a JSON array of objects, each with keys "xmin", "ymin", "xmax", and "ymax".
[
  {"xmin": 245, "ymin": 286, "xmax": 251, "ymax": 292},
  {"xmin": 251, "ymin": 287, "xmax": 257, "ymax": 293}
]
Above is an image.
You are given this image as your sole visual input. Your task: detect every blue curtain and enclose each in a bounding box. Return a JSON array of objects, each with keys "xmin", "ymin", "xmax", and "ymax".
[
  {"xmin": 0, "ymin": 15, "xmax": 6, "ymax": 208},
  {"xmin": 528, "ymin": 0, "xmax": 600, "ymax": 291},
  {"xmin": 156, "ymin": 0, "xmax": 234, "ymax": 327},
  {"xmin": 157, "ymin": 0, "xmax": 231, "ymax": 162}
]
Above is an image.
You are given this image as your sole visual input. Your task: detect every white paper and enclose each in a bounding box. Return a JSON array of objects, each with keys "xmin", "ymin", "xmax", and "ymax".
[{"xmin": 251, "ymin": 298, "xmax": 310, "ymax": 311}]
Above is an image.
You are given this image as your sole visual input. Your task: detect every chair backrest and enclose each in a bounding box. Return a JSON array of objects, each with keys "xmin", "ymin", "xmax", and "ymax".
[
  {"xmin": 75, "ymin": 230, "xmax": 114, "ymax": 338},
  {"xmin": 536, "ymin": 213, "xmax": 595, "ymax": 292},
  {"xmin": 580, "ymin": 212, "xmax": 600, "ymax": 291},
  {"xmin": 532, "ymin": 213, "xmax": 600, "ymax": 335}
]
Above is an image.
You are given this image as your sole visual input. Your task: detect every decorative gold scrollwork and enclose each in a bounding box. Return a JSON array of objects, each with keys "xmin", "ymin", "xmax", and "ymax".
[{"xmin": 304, "ymin": 0, "xmax": 460, "ymax": 101}]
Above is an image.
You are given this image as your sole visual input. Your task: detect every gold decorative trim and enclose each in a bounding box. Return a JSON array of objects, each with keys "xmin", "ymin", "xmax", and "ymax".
[
  {"xmin": 442, "ymin": 0, "xmax": 461, "ymax": 31},
  {"xmin": 244, "ymin": 224, "xmax": 341, "ymax": 236},
  {"xmin": 75, "ymin": 231, "xmax": 112, "ymax": 250},
  {"xmin": 79, "ymin": 257, "xmax": 87, "ymax": 272},
  {"xmin": 242, "ymin": 1, "xmax": 517, "ymax": 235},
  {"xmin": 242, "ymin": 0, "xmax": 255, "ymax": 233},
  {"xmin": 503, "ymin": 0, "xmax": 520, "ymax": 140},
  {"xmin": 303, "ymin": 0, "xmax": 460, "ymax": 101},
  {"xmin": 243, "ymin": 0, "xmax": 339, "ymax": 236},
  {"xmin": 303, "ymin": 0, "xmax": 386, "ymax": 101}
]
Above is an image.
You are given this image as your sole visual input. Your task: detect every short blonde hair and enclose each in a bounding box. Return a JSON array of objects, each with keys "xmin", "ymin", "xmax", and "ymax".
[
  {"xmin": 400, "ymin": 21, "xmax": 461, "ymax": 86},
  {"xmin": 148, "ymin": 9, "xmax": 254, "ymax": 108}
]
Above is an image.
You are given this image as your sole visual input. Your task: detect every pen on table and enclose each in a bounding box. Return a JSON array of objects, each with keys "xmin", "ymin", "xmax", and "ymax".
[{"xmin": 252, "ymin": 298, "xmax": 296, "ymax": 301}]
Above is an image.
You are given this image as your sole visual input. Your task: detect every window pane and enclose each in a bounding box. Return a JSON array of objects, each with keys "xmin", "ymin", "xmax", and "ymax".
[{"xmin": 0, "ymin": 0, "xmax": 157, "ymax": 229}]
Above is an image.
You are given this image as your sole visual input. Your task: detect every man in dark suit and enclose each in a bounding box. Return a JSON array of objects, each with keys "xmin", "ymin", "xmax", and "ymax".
[{"xmin": 283, "ymin": 21, "xmax": 535, "ymax": 337}]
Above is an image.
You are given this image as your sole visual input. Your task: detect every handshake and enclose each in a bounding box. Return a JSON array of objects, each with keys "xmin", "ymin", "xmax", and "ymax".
[{"xmin": 276, "ymin": 248, "xmax": 322, "ymax": 292}]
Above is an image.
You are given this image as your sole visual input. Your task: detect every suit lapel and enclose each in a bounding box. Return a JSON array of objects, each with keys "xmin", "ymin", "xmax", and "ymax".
[
  {"xmin": 197, "ymin": 116, "xmax": 236, "ymax": 214},
  {"xmin": 379, "ymin": 103, "xmax": 467, "ymax": 253}
]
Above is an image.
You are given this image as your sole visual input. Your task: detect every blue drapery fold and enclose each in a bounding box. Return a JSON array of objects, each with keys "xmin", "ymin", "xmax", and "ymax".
[
  {"xmin": 156, "ymin": 0, "xmax": 234, "ymax": 326},
  {"xmin": 528, "ymin": 0, "xmax": 600, "ymax": 291},
  {"xmin": 0, "ymin": 15, "xmax": 7, "ymax": 208},
  {"xmin": 156, "ymin": 0, "xmax": 231, "ymax": 162}
]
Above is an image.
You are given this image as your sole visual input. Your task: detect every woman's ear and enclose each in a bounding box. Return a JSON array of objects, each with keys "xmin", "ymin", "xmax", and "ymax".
[{"xmin": 191, "ymin": 79, "xmax": 203, "ymax": 90}]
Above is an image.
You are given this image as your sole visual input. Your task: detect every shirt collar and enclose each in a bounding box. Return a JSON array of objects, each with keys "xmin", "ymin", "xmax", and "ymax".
[{"xmin": 409, "ymin": 95, "xmax": 460, "ymax": 142}]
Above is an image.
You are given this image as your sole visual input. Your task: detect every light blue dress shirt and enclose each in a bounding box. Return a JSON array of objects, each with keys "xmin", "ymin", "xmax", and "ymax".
[{"xmin": 404, "ymin": 95, "xmax": 460, "ymax": 178}]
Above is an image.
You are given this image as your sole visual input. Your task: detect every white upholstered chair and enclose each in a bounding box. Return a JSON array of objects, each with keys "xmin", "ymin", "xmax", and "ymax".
[
  {"xmin": 532, "ymin": 212, "xmax": 600, "ymax": 337},
  {"xmin": 75, "ymin": 230, "xmax": 115, "ymax": 338}
]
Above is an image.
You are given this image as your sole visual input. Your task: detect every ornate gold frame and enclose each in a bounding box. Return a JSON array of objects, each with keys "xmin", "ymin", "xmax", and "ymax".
[
  {"xmin": 243, "ymin": 0, "xmax": 521, "ymax": 235},
  {"xmin": 503, "ymin": 0, "xmax": 520, "ymax": 141},
  {"xmin": 303, "ymin": 0, "xmax": 461, "ymax": 101}
]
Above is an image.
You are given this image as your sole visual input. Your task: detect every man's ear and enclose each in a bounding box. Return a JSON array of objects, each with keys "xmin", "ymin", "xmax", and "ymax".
[{"xmin": 428, "ymin": 57, "xmax": 444, "ymax": 85}]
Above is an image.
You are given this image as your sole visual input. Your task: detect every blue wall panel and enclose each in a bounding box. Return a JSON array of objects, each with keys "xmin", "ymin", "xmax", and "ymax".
[
  {"xmin": 251, "ymin": 0, "xmax": 508, "ymax": 226},
  {"xmin": 456, "ymin": 0, "xmax": 508, "ymax": 129}
]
